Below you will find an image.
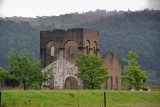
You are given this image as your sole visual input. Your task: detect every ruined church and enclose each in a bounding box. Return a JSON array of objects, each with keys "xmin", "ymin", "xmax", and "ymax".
[{"xmin": 40, "ymin": 28, "xmax": 121, "ymax": 89}]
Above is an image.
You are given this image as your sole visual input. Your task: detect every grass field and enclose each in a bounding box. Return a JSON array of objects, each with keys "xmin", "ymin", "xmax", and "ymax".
[{"xmin": 1, "ymin": 90, "xmax": 160, "ymax": 107}]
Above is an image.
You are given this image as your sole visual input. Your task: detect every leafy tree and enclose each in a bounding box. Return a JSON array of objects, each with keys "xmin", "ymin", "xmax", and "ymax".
[
  {"xmin": 0, "ymin": 67, "xmax": 10, "ymax": 81},
  {"xmin": 123, "ymin": 51, "xmax": 147, "ymax": 90},
  {"xmin": 0, "ymin": 67, "xmax": 11, "ymax": 89},
  {"xmin": 7, "ymin": 49, "xmax": 42, "ymax": 90},
  {"xmin": 75, "ymin": 54, "xmax": 108, "ymax": 89}
]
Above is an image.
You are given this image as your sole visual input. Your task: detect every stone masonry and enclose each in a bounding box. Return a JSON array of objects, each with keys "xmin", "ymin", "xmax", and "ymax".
[
  {"xmin": 40, "ymin": 28, "xmax": 121, "ymax": 89},
  {"xmin": 102, "ymin": 51, "xmax": 121, "ymax": 90}
]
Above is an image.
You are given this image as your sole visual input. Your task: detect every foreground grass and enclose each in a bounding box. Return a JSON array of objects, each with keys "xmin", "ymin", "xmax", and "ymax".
[{"xmin": 1, "ymin": 90, "xmax": 160, "ymax": 107}]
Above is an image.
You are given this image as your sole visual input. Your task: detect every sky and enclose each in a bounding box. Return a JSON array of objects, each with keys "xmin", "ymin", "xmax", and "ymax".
[{"xmin": 0, "ymin": 0, "xmax": 159, "ymax": 18}]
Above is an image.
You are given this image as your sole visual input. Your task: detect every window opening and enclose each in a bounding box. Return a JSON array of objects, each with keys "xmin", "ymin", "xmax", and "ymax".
[
  {"xmin": 69, "ymin": 45, "xmax": 74, "ymax": 56},
  {"xmin": 51, "ymin": 46, "xmax": 55, "ymax": 56},
  {"xmin": 109, "ymin": 53, "xmax": 113, "ymax": 62}
]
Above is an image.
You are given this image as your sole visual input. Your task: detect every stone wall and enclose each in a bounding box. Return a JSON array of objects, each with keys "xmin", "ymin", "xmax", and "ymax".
[
  {"xmin": 43, "ymin": 50, "xmax": 82, "ymax": 89},
  {"xmin": 40, "ymin": 28, "xmax": 100, "ymax": 89},
  {"xmin": 40, "ymin": 28, "xmax": 100, "ymax": 68},
  {"xmin": 102, "ymin": 51, "xmax": 121, "ymax": 90}
]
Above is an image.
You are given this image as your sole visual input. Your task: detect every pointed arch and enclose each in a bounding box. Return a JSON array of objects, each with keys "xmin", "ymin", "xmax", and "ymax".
[
  {"xmin": 45, "ymin": 41, "xmax": 57, "ymax": 66},
  {"xmin": 64, "ymin": 40, "xmax": 78, "ymax": 60},
  {"xmin": 46, "ymin": 41, "xmax": 57, "ymax": 57}
]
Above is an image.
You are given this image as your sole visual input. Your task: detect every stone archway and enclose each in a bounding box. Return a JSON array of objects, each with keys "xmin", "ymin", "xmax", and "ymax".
[
  {"xmin": 65, "ymin": 76, "xmax": 78, "ymax": 89},
  {"xmin": 64, "ymin": 40, "xmax": 78, "ymax": 60}
]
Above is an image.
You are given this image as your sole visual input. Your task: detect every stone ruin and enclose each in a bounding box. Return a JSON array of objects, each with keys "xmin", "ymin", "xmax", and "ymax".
[{"xmin": 40, "ymin": 28, "xmax": 121, "ymax": 89}]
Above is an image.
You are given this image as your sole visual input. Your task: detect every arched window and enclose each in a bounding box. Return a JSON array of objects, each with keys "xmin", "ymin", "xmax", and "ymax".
[
  {"xmin": 86, "ymin": 40, "xmax": 90, "ymax": 54},
  {"xmin": 109, "ymin": 53, "xmax": 113, "ymax": 62},
  {"xmin": 51, "ymin": 46, "xmax": 55, "ymax": 56},
  {"xmin": 86, "ymin": 46, "xmax": 89, "ymax": 54},
  {"xmin": 69, "ymin": 45, "xmax": 74, "ymax": 56},
  {"xmin": 64, "ymin": 41, "xmax": 78, "ymax": 60}
]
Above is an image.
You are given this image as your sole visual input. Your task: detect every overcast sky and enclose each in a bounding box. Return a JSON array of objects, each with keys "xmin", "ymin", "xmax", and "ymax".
[{"xmin": 0, "ymin": 0, "xmax": 159, "ymax": 18}]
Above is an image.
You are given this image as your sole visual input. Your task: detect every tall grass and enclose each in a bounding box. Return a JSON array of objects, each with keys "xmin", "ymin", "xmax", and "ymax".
[{"xmin": 1, "ymin": 90, "xmax": 160, "ymax": 107}]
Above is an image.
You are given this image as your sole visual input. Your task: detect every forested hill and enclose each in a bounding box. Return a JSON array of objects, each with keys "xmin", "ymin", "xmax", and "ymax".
[
  {"xmin": 75, "ymin": 10, "xmax": 160, "ymax": 83},
  {"xmin": 0, "ymin": 10, "xmax": 160, "ymax": 83},
  {"xmin": 1, "ymin": 9, "xmax": 123, "ymax": 30},
  {"xmin": 0, "ymin": 20, "xmax": 39, "ymax": 69}
]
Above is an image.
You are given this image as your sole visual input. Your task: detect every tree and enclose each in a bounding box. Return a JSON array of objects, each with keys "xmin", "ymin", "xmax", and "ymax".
[
  {"xmin": 7, "ymin": 49, "xmax": 42, "ymax": 90},
  {"xmin": 123, "ymin": 51, "xmax": 147, "ymax": 90},
  {"xmin": 0, "ymin": 67, "xmax": 10, "ymax": 80},
  {"xmin": 75, "ymin": 54, "xmax": 108, "ymax": 89},
  {"xmin": 0, "ymin": 67, "xmax": 11, "ymax": 89}
]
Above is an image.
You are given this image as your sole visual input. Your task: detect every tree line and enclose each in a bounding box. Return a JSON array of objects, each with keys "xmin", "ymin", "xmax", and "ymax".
[{"xmin": 0, "ymin": 49, "xmax": 146, "ymax": 90}]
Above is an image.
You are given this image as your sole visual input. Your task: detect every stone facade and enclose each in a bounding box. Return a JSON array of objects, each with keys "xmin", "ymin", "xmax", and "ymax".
[
  {"xmin": 40, "ymin": 28, "xmax": 121, "ymax": 89},
  {"xmin": 40, "ymin": 28, "xmax": 100, "ymax": 89},
  {"xmin": 102, "ymin": 51, "xmax": 121, "ymax": 90}
]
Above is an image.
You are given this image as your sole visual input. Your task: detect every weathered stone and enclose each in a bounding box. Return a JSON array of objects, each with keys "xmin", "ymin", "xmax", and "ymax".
[
  {"xmin": 102, "ymin": 51, "xmax": 122, "ymax": 90},
  {"xmin": 40, "ymin": 28, "xmax": 121, "ymax": 90}
]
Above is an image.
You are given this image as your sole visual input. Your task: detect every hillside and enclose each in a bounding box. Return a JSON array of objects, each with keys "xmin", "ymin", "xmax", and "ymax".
[
  {"xmin": 0, "ymin": 9, "xmax": 160, "ymax": 83},
  {"xmin": 0, "ymin": 20, "xmax": 39, "ymax": 69},
  {"xmin": 75, "ymin": 10, "xmax": 160, "ymax": 83}
]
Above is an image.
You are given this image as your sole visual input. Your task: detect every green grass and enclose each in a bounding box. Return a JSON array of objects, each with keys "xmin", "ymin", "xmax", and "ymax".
[{"xmin": 1, "ymin": 90, "xmax": 160, "ymax": 107}]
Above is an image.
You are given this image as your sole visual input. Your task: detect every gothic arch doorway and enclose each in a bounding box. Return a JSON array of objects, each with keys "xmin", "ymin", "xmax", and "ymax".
[{"xmin": 65, "ymin": 76, "xmax": 78, "ymax": 89}]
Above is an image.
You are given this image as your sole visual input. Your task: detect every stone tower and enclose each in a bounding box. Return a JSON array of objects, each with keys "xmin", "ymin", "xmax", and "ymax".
[{"xmin": 40, "ymin": 28, "xmax": 100, "ymax": 89}]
